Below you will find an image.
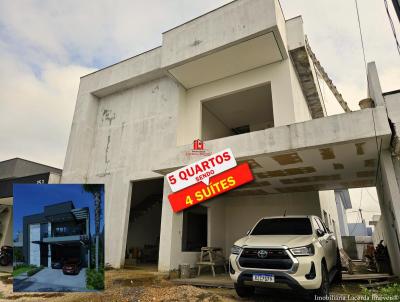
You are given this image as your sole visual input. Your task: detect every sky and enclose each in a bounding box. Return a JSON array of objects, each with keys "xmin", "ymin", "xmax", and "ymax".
[
  {"xmin": 1, "ymin": 0, "xmax": 399, "ymax": 225},
  {"xmin": 13, "ymin": 184, "xmax": 104, "ymax": 239}
]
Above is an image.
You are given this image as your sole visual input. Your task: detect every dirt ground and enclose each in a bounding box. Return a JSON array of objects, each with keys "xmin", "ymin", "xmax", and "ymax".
[{"xmin": 0, "ymin": 267, "xmax": 368, "ymax": 302}]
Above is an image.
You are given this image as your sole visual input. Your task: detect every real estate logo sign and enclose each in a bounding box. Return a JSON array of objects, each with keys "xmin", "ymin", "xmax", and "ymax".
[{"xmin": 167, "ymin": 146, "xmax": 254, "ymax": 212}]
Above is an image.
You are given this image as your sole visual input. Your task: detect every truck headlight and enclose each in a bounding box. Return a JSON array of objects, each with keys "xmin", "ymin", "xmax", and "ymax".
[
  {"xmin": 231, "ymin": 245, "xmax": 242, "ymax": 255},
  {"xmin": 290, "ymin": 244, "xmax": 315, "ymax": 256}
]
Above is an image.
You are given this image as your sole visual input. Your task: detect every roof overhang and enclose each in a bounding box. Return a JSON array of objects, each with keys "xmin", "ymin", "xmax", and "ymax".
[
  {"xmin": 161, "ymin": 0, "xmax": 287, "ymax": 89},
  {"xmin": 43, "ymin": 235, "xmax": 88, "ymax": 244}
]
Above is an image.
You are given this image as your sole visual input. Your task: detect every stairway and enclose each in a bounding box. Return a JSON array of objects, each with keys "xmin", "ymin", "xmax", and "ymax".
[{"xmin": 130, "ymin": 194, "xmax": 162, "ymax": 222}]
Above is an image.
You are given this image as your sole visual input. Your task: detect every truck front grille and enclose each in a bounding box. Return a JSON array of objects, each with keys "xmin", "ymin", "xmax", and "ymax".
[{"xmin": 238, "ymin": 248, "xmax": 293, "ymax": 270}]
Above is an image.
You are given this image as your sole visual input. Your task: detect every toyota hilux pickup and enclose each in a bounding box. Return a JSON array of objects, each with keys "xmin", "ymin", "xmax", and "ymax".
[{"xmin": 229, "ymin": 216, "xmax": 342, "ymax": 299}]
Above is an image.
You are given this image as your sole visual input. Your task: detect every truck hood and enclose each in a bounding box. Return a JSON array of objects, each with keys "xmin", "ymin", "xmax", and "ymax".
[{"xmin": 235, "ymin": 235, "xmax": 313, "ymax": 249}]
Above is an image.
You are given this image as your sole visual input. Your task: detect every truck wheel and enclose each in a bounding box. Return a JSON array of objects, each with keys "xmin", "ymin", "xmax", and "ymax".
[
  {"xmin": 0, "ymin": 256, "xmax": 9, "ymax": 266},
  {"xmin": 234, "ymin": 283, "xmax": 255, "ymax": 297},
  {"xmin": 313, "ymin": 262, "xmax": 329, "ymax": 299},
  {"xmin": 333, "ymin": 249, "xmax": 342, "ymax": 283}
]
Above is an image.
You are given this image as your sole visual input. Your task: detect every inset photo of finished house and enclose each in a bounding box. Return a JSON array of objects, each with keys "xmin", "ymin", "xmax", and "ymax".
[
  {"xmin": 12, "ymin": 184, "xmax": 104, "ymax": 292},
  {"xmin": 0, "ymin": 157, "xmax": 62, "ymax": 275}
]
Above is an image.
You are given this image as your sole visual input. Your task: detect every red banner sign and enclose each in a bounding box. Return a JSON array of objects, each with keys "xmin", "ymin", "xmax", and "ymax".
[{"xmin": 168, "ymin": 163, "xmax": 254, "ymax": 212}]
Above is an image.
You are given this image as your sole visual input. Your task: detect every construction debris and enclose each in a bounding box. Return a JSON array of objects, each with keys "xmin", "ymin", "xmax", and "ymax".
[{"xmin": 340, "ymin": 248, "xmax": 355, "ymax": 274}]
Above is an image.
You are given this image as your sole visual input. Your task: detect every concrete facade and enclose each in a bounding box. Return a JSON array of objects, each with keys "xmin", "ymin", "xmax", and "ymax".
[
  {"xmin": 335, "ymin": 190, "xmax": 352, "ymax": 238},
  {"xmin": 61, "ymin": 0, "xmax": 400, "ymax": 275}
]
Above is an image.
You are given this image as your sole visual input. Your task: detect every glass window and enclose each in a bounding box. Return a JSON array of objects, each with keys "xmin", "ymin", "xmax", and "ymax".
[
  {"xmin": 182, "ymin": 206, "xmax": 207, "ymax": 252},
  {"xmin": 250, "ymin": 218, "xmax": 312, "ymax": 235},
  {"xmin": 314, "ymin": 218, "xmax": 326, "ymax": 234}
]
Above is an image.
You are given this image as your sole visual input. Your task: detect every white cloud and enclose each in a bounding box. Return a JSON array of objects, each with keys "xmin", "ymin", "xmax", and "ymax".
[{"xmin": 0, "ymin": 49, "xmax": 94, "ymax": 167}]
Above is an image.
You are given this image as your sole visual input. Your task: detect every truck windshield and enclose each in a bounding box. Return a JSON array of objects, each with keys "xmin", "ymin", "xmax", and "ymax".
[{"xmin": 251, "ymin": 218, "xmax": 312, "ymax": 235}]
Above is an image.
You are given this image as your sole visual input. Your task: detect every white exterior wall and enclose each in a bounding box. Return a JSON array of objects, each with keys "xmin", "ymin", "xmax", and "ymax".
[
  {"xmin": 48, "ymin": 172, "xmax": 61, "ymax": 184},
  {"xmin": 319, "ymin": 190, "xmax": 343, "ymax": 248},
  {"xmin": 65, "ymin": 76, "xmax": 185, "ymax": 268},
  {"xmin": 335, "ymin": 193, "xmax": 350, "ymax": 237},
  {"xmin": 372, "ymin": 218, "xmax": 385, "ymax": 246},
  {"xmin": 202, "ymin": 106, "xmax": 232, "ymax": 141},
  {"xmin": 29, "ymin": 224, "xmax": 40, "ymax": 266}
]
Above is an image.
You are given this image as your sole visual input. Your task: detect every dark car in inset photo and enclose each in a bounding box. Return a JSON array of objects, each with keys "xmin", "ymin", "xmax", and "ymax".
[
  {"xmin": 62, "ymin": 258, "xmax": 82, "ymax": 275},
  {"xmin": 51, "ymin": 258, "xmax": 64, "ymax": 269}
]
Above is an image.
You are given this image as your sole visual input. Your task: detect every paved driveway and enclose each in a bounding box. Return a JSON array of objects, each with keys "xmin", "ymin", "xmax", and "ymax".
[{"xmin": 13, "ymin": 267, "xmax": 91, "ymax": 292}]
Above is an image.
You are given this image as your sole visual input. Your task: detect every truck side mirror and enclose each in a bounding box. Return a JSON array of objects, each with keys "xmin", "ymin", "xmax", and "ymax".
[{"xmin": 316, "ymin": 229, "xmax": 325, "ymax": 237}]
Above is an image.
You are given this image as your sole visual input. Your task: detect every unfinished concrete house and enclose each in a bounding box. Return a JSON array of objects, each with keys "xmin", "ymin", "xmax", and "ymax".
[{"xmin": 61, "ymin": 0, "xmax": 400, "ymax": 275}]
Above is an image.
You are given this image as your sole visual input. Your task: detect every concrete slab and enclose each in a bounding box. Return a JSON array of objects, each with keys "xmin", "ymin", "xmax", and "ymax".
[
  {"xmin": 154, "ymin": 108, "xmax": 391, "ymax": 194},
  {"xmin": 172, "ymin": 272, "xmax": 397, "ymax": 289},
  {"xmin": 172, "ymin": 274, "xmax": 234, "ymax": 289},
  {"xmin": 13, "ymin": 267, "xmax": 90, "ymax": 292}
]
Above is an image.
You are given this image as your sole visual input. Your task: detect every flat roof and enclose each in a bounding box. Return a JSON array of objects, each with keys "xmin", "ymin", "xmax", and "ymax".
[{"xmin": 0, "ymin": 157, "xmax": 61, "ymax": 181}]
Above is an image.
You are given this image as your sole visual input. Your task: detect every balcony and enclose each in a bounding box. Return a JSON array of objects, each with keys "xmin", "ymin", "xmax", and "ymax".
[
  {"xmin": 202, "ymin": 83, "xmax": 274, "ymax": 141},
  {"xmin": 42, "ymin": 227, "xmax": 88, "ymax": 244}
]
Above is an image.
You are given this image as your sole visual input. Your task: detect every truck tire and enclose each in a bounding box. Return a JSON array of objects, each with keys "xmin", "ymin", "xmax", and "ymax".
[
  {"xmin": 313, "ymin": 262, "xmax": 329, "ymax": 299},
  {"xmin": 234, "ymin": 283, "xmax": 255, "ymax": 298},
  {"xmin": 0, "ymin": 256, "xmax": 9, "ymax": 266},
  {"xmin": 333, "ymin": 249, "xmax": 342, "ymax": 283}
]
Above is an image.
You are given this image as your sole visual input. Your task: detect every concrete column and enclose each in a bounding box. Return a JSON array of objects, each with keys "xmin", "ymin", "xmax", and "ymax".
[
  {"xmin": 104, "ymin": 173, "xmax": 132, "ymax": 268},
  {"xmin": 47, "ymin": 222, "xmax": 51, "ymax": 268},
  {"xmin": 271, "ymin": 60, "xmax": 297, "ymax": 126},
  {"xmin": 86, "ymin": 211, "xmax": 90, "ymax": 268},
  {"xmin": 158, "ymin": 181, "xmax": 174, "ymax": 272},
  {"xmin": 158, "ymin": 181, "xmax": 183, "ymax": 272},
  {"xmin": 367, "ymin": 62, "xmax": 385, "ymax": 107},
  {"xmin": 377, "ymin": 150, "xmax": 400, "ymax": 275}
]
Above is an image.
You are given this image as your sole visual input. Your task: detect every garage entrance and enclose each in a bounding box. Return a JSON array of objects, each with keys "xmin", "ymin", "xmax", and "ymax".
[
  {"xmin": 52, "ymin": 243, "xmax": 85, "ymax": 266},
  {"xmin": 125, "ymin": 178, "xmax": 163, "ymax": 266}
]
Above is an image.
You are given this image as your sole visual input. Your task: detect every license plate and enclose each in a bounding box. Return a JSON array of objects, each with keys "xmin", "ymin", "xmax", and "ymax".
[{"xmin": 252, "ymin": 274, "xmax": 274, "ymax": 283}]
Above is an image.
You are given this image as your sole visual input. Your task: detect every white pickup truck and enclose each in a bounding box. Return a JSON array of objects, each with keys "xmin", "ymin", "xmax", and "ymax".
[{"xmin": 229, "ymin": 216, "xmax": 342, "ymax": 299}]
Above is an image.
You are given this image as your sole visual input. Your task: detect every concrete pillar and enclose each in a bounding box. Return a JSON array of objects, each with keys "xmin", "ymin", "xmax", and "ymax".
[
  {"xmin": 271, "ymin": 60, "xmax": 297, "ymax": 126},
  {"xmin": 376, "ymin": 150, "xmax": 400, "ymax": 275},
  {"xmin": 158, "ymin": 181, "xmax": 174, "ymax": 272},
  {"xmin": 47, "ymin": 222, "xmax": 51, "ymax": 268},
  {"xmin": 86, "ymin": 211, "xmax": 90, "ymax": 268},
  {"xmin": 367, "ymin": 62, "xmax": 385, "ymax": 107},
  {"xmin": 104, "ymin": 173, "xmax": 132, "ymax": 268},
  {"xmin": 158, "ymin": 181, "xmax": 183, "ymax": 272}
]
